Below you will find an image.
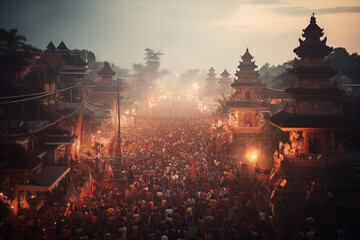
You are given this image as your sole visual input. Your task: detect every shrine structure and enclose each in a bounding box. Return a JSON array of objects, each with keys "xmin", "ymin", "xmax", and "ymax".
[
  {"xmin": 87, "ymin": 62, "xmax": 126, "ymax": 138},
  {"xmin": 226, "ymin": 49, "xmax": 268, "ymax": 139},
  {"xmin": 270, "ymin": 15, "xmax": 357, "ymax": 166},
  {"xmin": 204, "ymin": 67, "xmax": 218, "ymax": 98},
  {"xmin": 217, "ymin": 69, "xmax": 232, "ymax": 97},
  {"xmin": 268, "ymin": 15, "xmax": 360, "ymax": 239}
]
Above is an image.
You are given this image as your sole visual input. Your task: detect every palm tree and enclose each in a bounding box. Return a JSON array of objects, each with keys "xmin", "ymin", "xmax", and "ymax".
[{"xmin": 0, "ymin": 28, "xmax": 27, "ymax": 50}]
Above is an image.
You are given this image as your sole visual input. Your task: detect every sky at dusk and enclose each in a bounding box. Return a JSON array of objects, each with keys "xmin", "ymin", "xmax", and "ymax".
[{"xmin": 0, "ymin": 0, "xmax": 359, "ymax": 75}]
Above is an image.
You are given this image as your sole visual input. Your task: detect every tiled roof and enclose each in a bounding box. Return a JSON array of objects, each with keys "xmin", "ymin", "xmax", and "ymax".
[
  {"xmin": 57, "ymin": 41, "xmax": 69, "ymax": 50},
  {"xmin": 30, "ymin": 166, "xmax": 69, "ymax": 190},
  {"xmin": 62, "ymin": 54, "xmax": 86, "ymax": 66},
  {"xmin": 285, "ymin": 88, "xmax": 344, "ymax": 95},
  {"xmin": 261, "ymin": 87, "xmax": 290, "ymax": 99},
  {"xmin": 42, "ymin": 54, "xmax": 66, "ymax": 67},
  {"xmin": 231, "ymin": 82, "xmax": 264, "ymax": 87},
  {"xmin": 98, "ymin": 62, "xmax": 115, "ymax": 75},
  {"xmin": 43, "ymin": 135, "xmax": 74, "ymax": 145}
]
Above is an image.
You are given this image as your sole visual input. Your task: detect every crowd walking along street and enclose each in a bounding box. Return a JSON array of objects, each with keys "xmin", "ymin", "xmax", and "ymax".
[{"xmin": 1, "ymin": 118, "xmax": 276, "ymax": 240}]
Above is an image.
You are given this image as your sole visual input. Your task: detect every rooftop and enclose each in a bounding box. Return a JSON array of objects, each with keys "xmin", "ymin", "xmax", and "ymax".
[
  {"xmin": 98, "ymin": 62, "xmax": 115, "ymax": 76},
  {"xmin": 1, "ymin": 143, "xmax": 43, "ymax": 171},
  {"xmin": 285, "ymin": 88, "xmax": 344, "ymax": 95}
]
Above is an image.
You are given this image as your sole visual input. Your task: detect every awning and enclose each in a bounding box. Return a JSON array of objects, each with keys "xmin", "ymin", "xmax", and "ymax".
[
  {"xmin": 43, "ymin": 135, "xmax": 74, "ymax": 146},
  {"xmin": 16, "ymin": 166, "xmax": 70, "ymax": 192}
]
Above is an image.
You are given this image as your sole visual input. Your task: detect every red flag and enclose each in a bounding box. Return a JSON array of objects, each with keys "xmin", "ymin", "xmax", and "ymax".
[
  {"xmin": 80, "ymin": 173, "xmax": 96, "ymax": 198},
  {"xmin": 80, "ymin": 184, "xmax": 89, "ymax": 199}
]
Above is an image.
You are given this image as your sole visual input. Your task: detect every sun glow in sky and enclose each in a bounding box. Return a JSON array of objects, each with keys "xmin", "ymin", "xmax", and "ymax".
[{"xmin": 0, "ymin": 0, "xmax": 359, "ymax": 74}]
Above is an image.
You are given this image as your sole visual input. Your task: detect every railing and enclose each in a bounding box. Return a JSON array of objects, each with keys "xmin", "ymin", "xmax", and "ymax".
[
  {"xmin": 232, "ymin": 125, "xmax": 264, "ymax": 133},
  {"xmin": 283, "ymin": 154, "xmax": 342, "ymax": 168}
]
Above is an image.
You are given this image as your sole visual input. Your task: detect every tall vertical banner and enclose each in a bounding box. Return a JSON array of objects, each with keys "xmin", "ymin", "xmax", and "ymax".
[{"xmin": 72, "ymin": 113, "xmax": 83, "ymax": 160}]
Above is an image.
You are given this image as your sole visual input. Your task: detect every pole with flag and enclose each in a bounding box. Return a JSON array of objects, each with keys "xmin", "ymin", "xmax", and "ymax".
[
  {"xmin": 89, "ymin": 172, "xmax": 93, "ymax": 197},
  {"xmin": 116, "ymin": 78, "xmax": 122, "ymax": 158}
]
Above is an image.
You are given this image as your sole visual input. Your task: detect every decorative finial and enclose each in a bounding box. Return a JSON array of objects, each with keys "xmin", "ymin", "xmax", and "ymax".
[{"xmin": 310, "ymin": 13, "xmax": 316, "ymax": 24}]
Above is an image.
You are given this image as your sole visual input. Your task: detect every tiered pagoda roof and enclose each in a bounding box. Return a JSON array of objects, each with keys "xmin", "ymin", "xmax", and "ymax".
[
  {"xmin": 41, "ymin": 41, "xmax": 88, "ymax": 76},
  {"xmin": 57, "ymin": 41, "xmax": 69, "ymax": 52},
  {"xmin": 226, "ymin": 48, "xmax": 267, "ymax": 110},
  {"xmin": 218, "ymin": 69, "xmax": 232, "ymax": 84},
  {"xmin": 98, "ymin": 62, "xmax": 116, "ymax": 76},
  {"xmin": 293, "ymin": 15, "xmax": 333, "ymax": 58},
  {"xmin": 271, "ymin": 15, "xmax": 355, "ymax": 130},
  {"xmin": 206, "ymin": 67, "xmax": 217, "ymax": 82},
  {"xmin": 233, "ymin": 48, "xmax": 263, "ymax": 88},
  {"xmin": 46, "ymin": 41, "xmax": 56, "ymax": 53}
]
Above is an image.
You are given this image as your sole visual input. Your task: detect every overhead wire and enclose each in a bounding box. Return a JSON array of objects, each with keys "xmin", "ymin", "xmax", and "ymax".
[{"xmin": 0, "ymin": 84, "xmax": 80, "ymax": 105}]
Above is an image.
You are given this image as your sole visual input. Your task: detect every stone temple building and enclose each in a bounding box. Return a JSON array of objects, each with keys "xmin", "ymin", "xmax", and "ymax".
[{"xmin": 268, "ymin": 15, "xmax": 360, "ymax": 239}]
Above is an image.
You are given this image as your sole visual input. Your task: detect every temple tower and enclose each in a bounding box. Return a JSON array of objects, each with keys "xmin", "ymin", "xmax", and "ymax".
[
  {"xmin": 268, "ymin": 16, "xmax": 359, "ymax": 239},
  {"xmin": 217, "ymin": 69, "xmax": 232, "ymax": 97},
  {"xmin": 204, "ymin": 67, "xmax": 218, "ymax": 98},
  {"xmin": 98, "ymin": 62, "xmax": 116, "ymax": 85},
  {"xmin": 226, "ymin": 49, "xmax": 268, "ymax": 137},
  {"xmin": 270, "ymin": 15, "xmax": 356, "ymax": 164}
]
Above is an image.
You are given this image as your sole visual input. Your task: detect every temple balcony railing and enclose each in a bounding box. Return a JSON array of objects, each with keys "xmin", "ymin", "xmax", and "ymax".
[
  {"xmin": 232, "ymin": 125, "xmax": 264, "ymax": 133},
  {"xmin": 282, "ymin": 154, "xmax": 343, "ymax": 168}
]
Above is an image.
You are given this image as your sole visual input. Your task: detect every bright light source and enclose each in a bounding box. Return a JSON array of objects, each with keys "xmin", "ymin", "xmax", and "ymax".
[
  {"xmin": 193, "ymin": 83, "xmax": 200, "ymax": 89},
  {"xmin": 246, "ymin": 149, "xmax": 258, "ymax": 163}
]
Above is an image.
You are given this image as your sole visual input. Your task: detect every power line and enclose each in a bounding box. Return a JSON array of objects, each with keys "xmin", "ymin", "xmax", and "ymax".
[
  {"xmin": 0, "ymin": 91, "xmax": 51, "ymax": 100},
  {"xmin": 0, "ymin": 84, "xmax": 80, "ymax": 105},
  {"xmin": 3, "ymin": 105, "xmax": 81, "ymax": 138}
]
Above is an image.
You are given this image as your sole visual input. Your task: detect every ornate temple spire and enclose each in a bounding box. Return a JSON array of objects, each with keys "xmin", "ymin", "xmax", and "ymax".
[
  {"xmin": 241, "ymin": 48, "xmax": 254, "ymax": 62},
  {"xmin": 220, "ymin": 69, "xmax": 230, "ymax": 78},
  {"xmin": 98, "ymin": 62, "xmax": 115, "ymax": 76},
  {"xmin": 235, "ymin": 48, "xmax": 258, "ymax": 82},
  {"xmin": 56, "ymin": 41, "xmax": 70, "ymax": 53},
  {"xmin": 46, "ymin": 41, "xmax": 56, "ymax": 53},
  {"xmin": 206, "ymin": 67, "xmax": 217, "ymax": 82},
  {"xmin": 294, "ymin": 14, "xmax": 332, "ymax": 59}
]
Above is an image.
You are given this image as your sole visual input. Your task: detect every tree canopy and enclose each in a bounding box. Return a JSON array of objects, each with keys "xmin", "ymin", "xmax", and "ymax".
[
  {"xmin": 0, "ymin": 28, "xmax": 39, "ymax": 52},
  {"xmin": 258, "ymin": 60, "xmax": 293, "ymax": 90},
  {"xmin": 327, "ymin": 47, "xmax": 360, "ymax": 84},
  {"xmin": 133, "ymin": 48, "xmax": 169, "ymax": 85}
]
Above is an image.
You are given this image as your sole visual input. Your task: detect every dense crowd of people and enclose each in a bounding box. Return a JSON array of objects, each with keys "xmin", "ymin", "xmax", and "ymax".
[{"xmin": 1, "ymin": 118, "xmax": 274, "ymax": 240}]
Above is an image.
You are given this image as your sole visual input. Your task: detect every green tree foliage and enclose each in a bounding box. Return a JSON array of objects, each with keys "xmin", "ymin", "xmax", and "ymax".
[
  {"xmin": 258, "ymin": 60, "xmax": 294, "ymax": 89},
  {"xmin": 0, "ymin": 28, "xmax": 38, "ymax": 52},
  {"xmin": 0, "ymin": 28, "xmax": 26, "ymax": 50},
  {"xmin": 73, "ymin": 49, "xmax": 96, "ymax": 63},
  {"xmin": 133, "ymin": 48, "xmax": 169, "ymax": 85},
  {"xmin": 326, "ymin": 47, "xmax": 360, "ymax": 84}
]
